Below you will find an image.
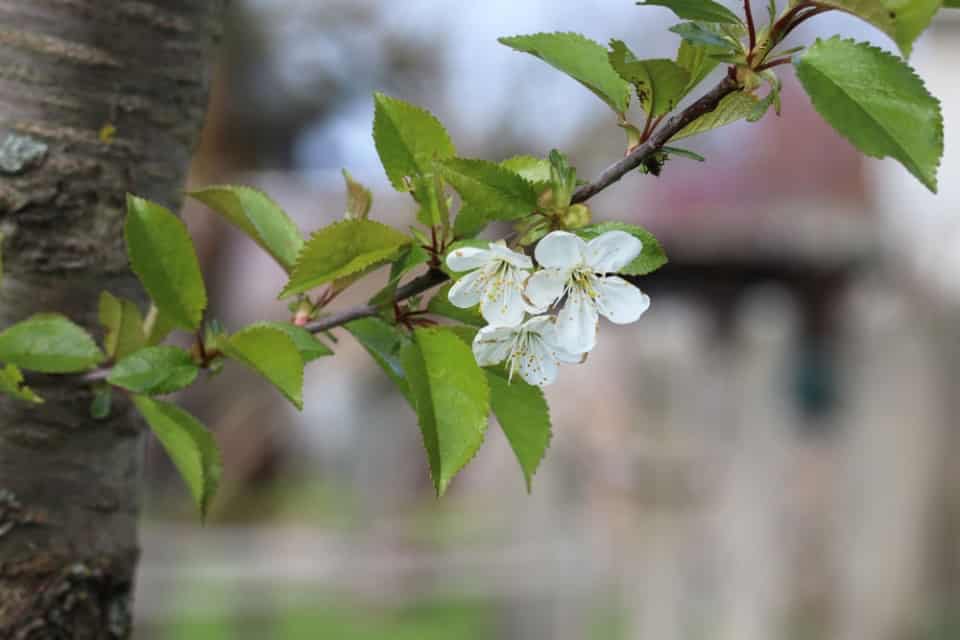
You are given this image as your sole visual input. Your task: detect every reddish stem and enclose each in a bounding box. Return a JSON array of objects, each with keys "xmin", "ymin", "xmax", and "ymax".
[
  {"xmin": 777, "ymin": 6, "xmax": 831, "ymax": 42},
  {"xmin": 755, "ymin": 57, "xmax": 794, "ymax": 72},
  {"xmin": 639, "ymin": 110, "xmax": 655, "ymax": 143},
  {"xmin": 744, "ymin": 0, "xmax": 757, "ymax": 57},
  {"xmin": 771, "ymin": 1, "xmax": 831, "ymax": 44}
]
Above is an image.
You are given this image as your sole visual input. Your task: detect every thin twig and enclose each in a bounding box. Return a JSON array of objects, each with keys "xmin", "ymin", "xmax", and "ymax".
[
  {"xmin": 744, "ymin": 0, "xmax": 757, "ymax": 58},
  {"xmin": 777, "ymin": 6, "xmax": 831, "ymax": 42},
  {"xmin": 755, "ymin": 57, "xmax": 795, "ymax": 72},
  {"xmin": 770, "ymin": 1, "xmax": 831, "ymax": 44},
  {"xmin": 570, "ymin": 74, "xmax": 740, "ymax": 204},
  {"xmin": 302, "ymin": 269, "xmax": 449, "ymax": 334}
]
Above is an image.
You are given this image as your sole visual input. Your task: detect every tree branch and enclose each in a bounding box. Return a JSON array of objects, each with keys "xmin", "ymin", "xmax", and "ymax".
[
  {"xmin": 80, "ymin": 74, "xmax": 742, "ymax": 385},
  {"xmin": 571, "ymin": 74, "xmax": 740, "ymax": 204},
  {"xmin": 303, "ymin": 268, "xmax": 449, "ymax": 334}
]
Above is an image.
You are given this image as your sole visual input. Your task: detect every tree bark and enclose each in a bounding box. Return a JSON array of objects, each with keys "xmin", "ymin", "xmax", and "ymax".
[{"xmin": 0, "ymin": 2, "xmax": 224, "ymax": 637}]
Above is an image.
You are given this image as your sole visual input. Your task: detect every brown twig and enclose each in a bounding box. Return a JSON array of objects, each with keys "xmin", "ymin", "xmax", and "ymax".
[
  {"xmin": 303, "ymin": 268, "xmax": 450, "ymax": 334},
  {"xmin": 755, "ymin": 57, "xmax": 795, "ymax": 72},
  {"xmin": 570, "ymin": 74, "xmax": 740, "ymax": 203},
  {"xmin": 744, "ymin": 0, "xmax": 757, "ymax": 58},
  {"xmin": 770, "ymin": 1, "xmax": 832, "ymax": 44}
]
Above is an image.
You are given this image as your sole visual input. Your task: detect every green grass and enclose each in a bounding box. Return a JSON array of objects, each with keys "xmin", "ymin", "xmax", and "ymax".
[{"xmin": 153, "ymin": 596, "xmax": 494, "ymax": 640}]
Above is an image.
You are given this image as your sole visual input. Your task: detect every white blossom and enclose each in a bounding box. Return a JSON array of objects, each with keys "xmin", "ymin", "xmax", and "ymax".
[
  {"xmin": 525, "ymin": 230, "xmax": 650, "ymax": 353},
  {"xmin": 472, "ymin": 316, "xmax": 583, "ymax": 387},
  {"xmin": 446, "ymin": 241, "xmax": 538, "ymax": 326}
]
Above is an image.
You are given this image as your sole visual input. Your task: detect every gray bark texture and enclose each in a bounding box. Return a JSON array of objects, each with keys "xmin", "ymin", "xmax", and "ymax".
[{"xmin": 0, "ymin": 2, "xmax": 224, "ymax": 637}]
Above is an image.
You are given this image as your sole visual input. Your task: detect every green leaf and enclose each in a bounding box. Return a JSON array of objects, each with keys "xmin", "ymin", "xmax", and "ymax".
[
  {"xmin": 500, "ymin": 155, "xmax": 553, "ymax": 185},
  {"xmin": 99, "ymin": 291, "xmax": 146, "ymax": 360},
  {"xmin": 342, "ymin": 169, "xmax": 373, "ymax": 220},
  {"xmin": 107, "ymin": 345, "xmax": 199, "ymax": 395},
  {"xmin": 575, "ymin": 222, "xmax": 668, "ymax": 276},
  {"xmin": 143, "ymin": 304, "xmax": 177, "ymax": 346},
  {"xmin": 499, "ymin": 32, "xmax": 630, "ymax": 114},
  {"xmin": 676, "ymin": 40, "xmax": 722, "ymax": 99},
  {"xmin": 280, "ymin": 220, "xmax": 411, "ymax": 298},
  {"xmin": 133, "ymin": 395, "xmax": 222, "ymax": 518},
  {"xmin": 369, "ymin": 244, "xmax": 431, "ymax": 307},
  {"xmin": 748, "ymin": 82, "xmax": 780, "ymax": 123},
  {"xmin": 662, "ymin": 146, "xmax": 706, "ymax": 162},
  {"xmin": 257, "ymin": 322, "xmax": 333, "ymax": 362},
  {"xmin": 668, "ymin": 21, "xmax": 739, "ymax": 50},
  {"xmin": 670, "ymin": 91, "xmax": 758, "ymax": 141},
  {"xmin": 609, "ymin": 41, "xmax": 691, "ymax": 117},
  {"xmin": 345, "ymin": 317, "xmax": 413, "ymax": 402},
  {"xmin": 222, "ymin": 324, "xmax": 304, "ymax": 409},
  {"xmin": 411, "ymin": 173, "xmax": 448, "ymax": 229},
  {"xmin": 0, "ymin": 363, "xmax": 42, "ymax": 404},
  {"xmin": 637, "ymin": 0, "xmax": 743, "ymax": 23},
  {"xmin": 125, "ymin": 195, "xmax": 207, "ymax": 331},
  {"xmin": 437, "ymin": 158, "xmax": 539, "ymax": 222},
  {"xmin": 813, "ymin": 0, "xmax": 941, "ymax": 58},
  {"xmin": 946, "ymin": 0, "xmax": 959, "ymax": 7},
  {"xmin": 794, "ymin": 37, "xmax": 943, "ymax": 193},
  {"xmin": 445, "ymin": 324, "xmax": 479, "ymax": 346},
  {"xmin": 189, "ymin": 185, "xmax": 304, "ymax": 272},
  {"xmin": 426, "ymin": 283, "xmax": 485, "ymax": 327},
  {"xmin": 373, "ymin": 92, "xmax": 456, "ymax": 191},
  {"xmin": 453, "ymin": 203, "xmax": 489, "ymax": 239},
  {"xmin": 401, "ymin": 327, "xmax": 489, "ymax": 496},
  {"xmin": 0, "ymin": 314, "xmax": 103, "ymax": 373},
  {"xmin": 486, "ymin": 371, "xmax": 551, "ymax": 492}
]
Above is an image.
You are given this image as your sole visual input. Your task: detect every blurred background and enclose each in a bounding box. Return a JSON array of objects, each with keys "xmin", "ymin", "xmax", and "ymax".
[{"xmin": 132, "ymin": 2, "xmax": 960, "ymax": 638}]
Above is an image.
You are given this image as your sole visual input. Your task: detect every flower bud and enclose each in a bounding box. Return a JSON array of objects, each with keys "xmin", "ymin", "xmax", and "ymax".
[
  {"xmin": 537, "ymin": 188, "xmax": 555, "ymax": 210},
  {"xmin": 560, "ymin": 204, "xmax": 591, "ymax": 230}
]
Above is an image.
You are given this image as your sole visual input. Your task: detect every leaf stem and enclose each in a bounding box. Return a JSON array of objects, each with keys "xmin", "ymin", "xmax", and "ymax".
[
  {"xmin": 755, "ymin": 57, "xmax": 795, "ymax": 72},
  {"xmin": 777, "ymin": 6, "xmax": 831, "ymax": 42},
  {"xmin": 744, "ymin": 0, "xmax": 758, "ymax": 59},
  {"xmin": 770, "ymin": 1, "xmax": 831, "ymax": 45},
  {"xmin": 640, "ymin": 109, "xmax": 656, "ymax": 143}
]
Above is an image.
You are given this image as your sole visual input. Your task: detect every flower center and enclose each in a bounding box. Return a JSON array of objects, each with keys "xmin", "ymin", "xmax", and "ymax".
[
  {"xmin": 483, "ymin": 260, "xmax": 517, "ymax": 303},
  {"xmin": 569, "ymin": 267, "xmax": 599, "ymax": 300},
  {"xmin": 507, "ymin": 328, "xmax": 539, "ymax": 382}
]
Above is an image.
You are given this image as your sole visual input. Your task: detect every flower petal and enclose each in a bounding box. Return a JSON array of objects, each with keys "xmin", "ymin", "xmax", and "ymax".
[
  {"xmin": 523, "ymin": 315, "xmax": 555, "ymax": 335},
  {"xmin": 554, "ymin": 347, "xmax": 586, "ymax": 364},
  {"xmin": 447, "ymin": 269, "xmax": 487, "ymax": 308},
  {"xmin": 556, "ymin": 288, "xmax": 598, "ymax": 353},
  {"xmin": 594, "ymin": 276, "xmax": 650, "ymax": 324},
  {"xmin": 517, "ymin": 338, "xmax": 559, "ymax": 387},
  {"xmin": 446, "ymin": 246, "xmax": 492, "ymax": 272},
  {"xmin": 534, "ymin": 231, "xmax": 586, "ymax": 270},
  {"xmin": 540, "ymin": 316, "xmax": 587, "ymax": 364},
  {"xmin": 473, "ymin": 325, "xmax": 516, "ymax": 367},
  {"xmin": 480, "ymin": 267, "xmax": 527, "ymax": 326},
  {"xmin": 488, "ymin": 241, "xmax": 533, "ymax": 269},
  {"xmin": 523, "ymin": 269, "xmax": 566, "ymax": 311},
  {"xmin": 585, "ymin": 230, "xmax": 643, "ymax": 274}
]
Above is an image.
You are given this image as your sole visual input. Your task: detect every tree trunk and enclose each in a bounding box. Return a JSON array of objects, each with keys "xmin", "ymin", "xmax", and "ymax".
[{"xmin": 0, "ymin": 2, "xmax": 224, "ymax": 637}]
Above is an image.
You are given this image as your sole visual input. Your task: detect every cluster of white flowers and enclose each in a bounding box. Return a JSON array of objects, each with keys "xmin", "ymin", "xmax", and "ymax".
[{"xmin": 445, "ymin": 230, "xmax": 651, "ymax": 387}]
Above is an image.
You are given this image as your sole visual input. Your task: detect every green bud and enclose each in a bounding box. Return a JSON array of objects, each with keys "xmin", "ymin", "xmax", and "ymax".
[
  {"xmin": 537, "ymin": 188, "xmax": 556, "ymax": 211},
  {"xmin": 738, "ymin": 67, "xmax": 762, "ymax": 92},
  {"xmin": 516, "ymin": 220, "xmax": 550, "ymax": 246},
  {"xmin": 560, "ymin": 204, "xmax": 591, "ymax": 230}
]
